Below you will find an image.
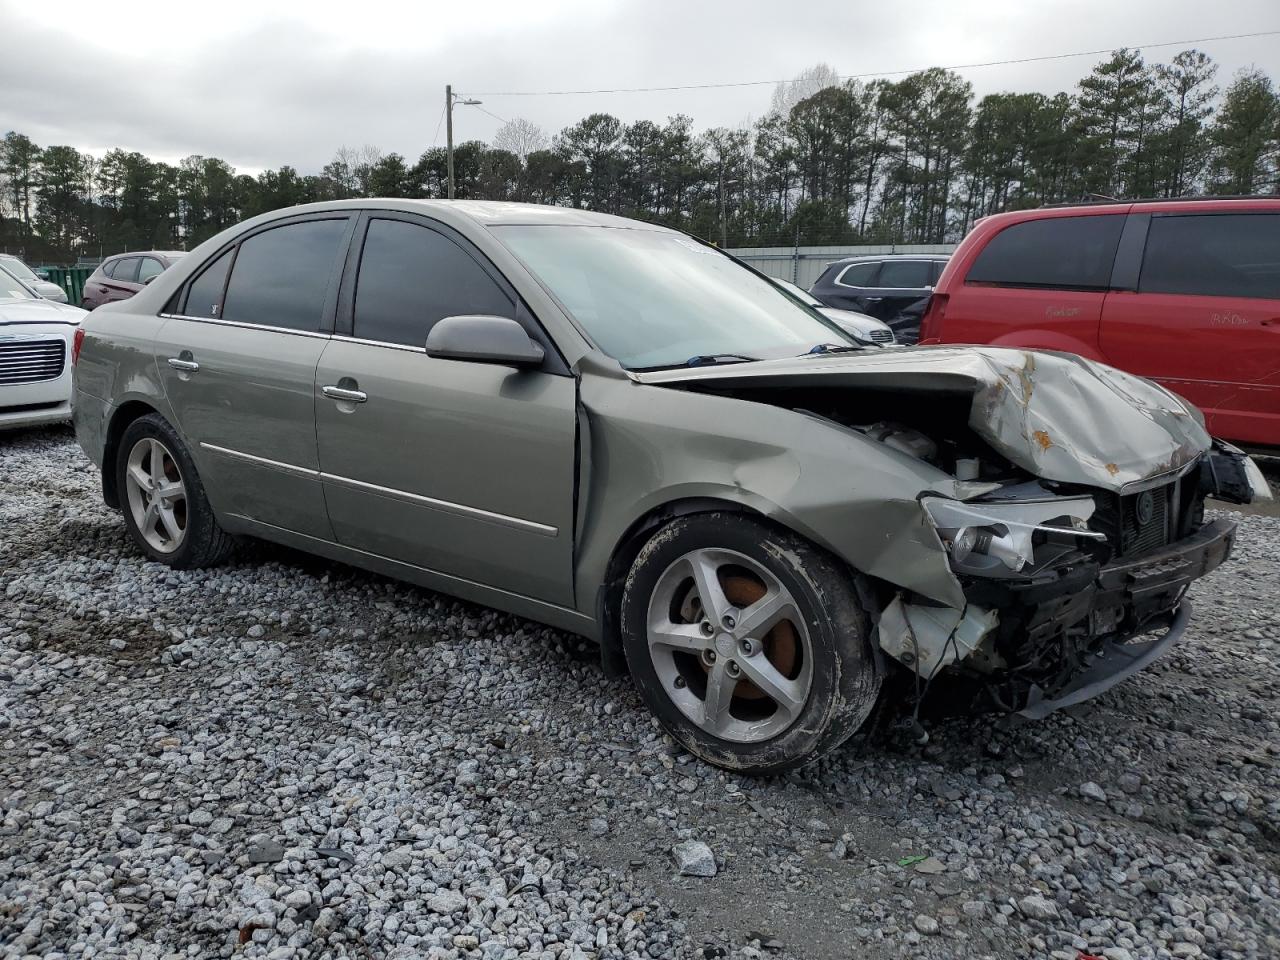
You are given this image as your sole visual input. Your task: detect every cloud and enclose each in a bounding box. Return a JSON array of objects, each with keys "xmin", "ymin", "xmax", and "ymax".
[{"xmin": 1, "ymin": 0, "xmax": 1276, "ymax": 174}]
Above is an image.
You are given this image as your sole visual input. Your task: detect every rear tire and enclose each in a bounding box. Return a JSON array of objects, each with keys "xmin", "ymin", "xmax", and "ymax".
[
  {"xmin": 620, "ymin": 512, "xmax": 881, "ymax": 774},
  {"xmin": 115, "ymin": 414, "xmax": 234, "ymax": 569}
]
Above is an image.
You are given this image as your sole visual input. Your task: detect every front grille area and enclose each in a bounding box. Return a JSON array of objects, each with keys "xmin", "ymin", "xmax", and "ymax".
[
  {"xmin": 1120, "ymin": 484, "xmax": 1171, "ymax": 555},
  {"xmin": 1091, "ymin": 481, "xmax": 1176, "ymax": 558},
  {"xmin": 869, "ymin": 329, "xmax": 894, "ymax": 343},
  {"xmin": 0, "ymin": 338, "xmax": 65, "ymax": 385}
]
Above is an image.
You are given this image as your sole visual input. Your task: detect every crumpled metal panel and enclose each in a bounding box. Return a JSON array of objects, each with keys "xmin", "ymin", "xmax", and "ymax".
[
  {"xmin": 573, "ymin": 354, "xmax": 974, "ymax": 613},
  {"xmin": 635, "ymin": 346, "xmax": 1212, "ymax": 491}
]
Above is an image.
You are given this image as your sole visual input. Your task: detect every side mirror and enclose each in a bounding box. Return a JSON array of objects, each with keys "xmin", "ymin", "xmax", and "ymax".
[
  {"xmin": 143, "ymin": 275, "xmax": 158, "ymax": 285},
  {"xmin": 425, "ymin": 315, "xmax": 545, "ymax": 368}
]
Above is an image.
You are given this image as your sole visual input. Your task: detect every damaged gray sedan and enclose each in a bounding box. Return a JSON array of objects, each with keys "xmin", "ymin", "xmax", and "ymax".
[{"xmin": 72, "ymin": 200, "xmax": 1272, "ymax": 773}]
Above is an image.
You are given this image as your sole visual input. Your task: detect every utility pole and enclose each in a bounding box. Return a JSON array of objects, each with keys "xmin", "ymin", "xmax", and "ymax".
[
  {"xmin": 445, "ymin": 84, "xmax": 455, "ymax": 200},
  {"xmin": 445, "ymin": 85, "xmax": 482, "ymax": 201}
]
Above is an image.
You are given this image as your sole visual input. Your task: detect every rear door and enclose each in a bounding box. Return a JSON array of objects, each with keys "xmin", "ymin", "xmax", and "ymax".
[
  {"xmin": 817, "ymin": 260, "xmax": 881, "ymax": 312},
  {"xmin": 314, "ymin": 212, "xmax": 578, "ymax": 605},
  {"xmin": 155, "ymin": 214, "xmax": 355, "ymax": 539},
  {"xmin": 1100, "ymin": 210, "xmax": 1280, "ymax": 446},
  {"xmin": 944, "ymin": 213, "xmax": 1125, "ymax": 355},
  {"xmin": 102, "ymin": 257, "xmax": 141, "ymax": 303}
]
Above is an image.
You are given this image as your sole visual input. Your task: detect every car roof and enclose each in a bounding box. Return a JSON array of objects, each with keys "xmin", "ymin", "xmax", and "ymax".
[
  {"xmin": 235, "ymin": 198, "xmax": 680, "ymax": 233},
  {"xmin": 829, "ymin": 253, "xmax": 951, "ymax": 265}
]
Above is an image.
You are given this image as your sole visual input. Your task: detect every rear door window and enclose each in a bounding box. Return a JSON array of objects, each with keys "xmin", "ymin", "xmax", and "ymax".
[
  {"xmin": 183, "ymin": 249, "xmax": 233, "ymax": 319},
  {"xmin": 137, "ymin": 257, "xmax": 165, "ymax": 283},
  {"xmin": 876, "ymin": 260, "xmax": 931, "ymax": 289},
  {"xmin": 110, "ymin": 258, "xmax": 139, "ymax": 283},
  {"xmin": 835, "ymin": 262, "xmax": 879, "ymax": 287},
  {"xmin": 221, "ymin": 218, "xmax": 349, "ymax": 332},
  {"xmin": 352, "ymin": 218, "xmax": 514, "ymax": 347},
  {"xmin": 966, "ymin": 215, "xmax": 1124, "ymax": 290},
  {"xmin": 1140, "ymin": 213, "xmax": 1280, "ymax": 300}
]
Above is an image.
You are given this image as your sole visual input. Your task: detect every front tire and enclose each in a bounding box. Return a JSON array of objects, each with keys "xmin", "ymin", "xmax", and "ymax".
[
  {"xmin": 620, "ymin": 512, "xmax": 881, "ymax": 774},
  {"xmin": 115, "ymin": 413, "xmax": 234, "ymax": 569}
]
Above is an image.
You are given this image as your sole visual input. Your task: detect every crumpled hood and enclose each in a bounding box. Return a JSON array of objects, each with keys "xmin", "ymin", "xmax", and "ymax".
[
  {"xmin": 635, "ymin": 346, "xmax": 1211, "ymax": 491},
  {"xmin": 0, "ymin": 296, "xmax": 85, "ymax": 326}
]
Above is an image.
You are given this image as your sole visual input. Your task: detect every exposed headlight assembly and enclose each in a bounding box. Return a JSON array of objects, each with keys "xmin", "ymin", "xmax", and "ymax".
[{"xmin": 923, "ymin": 492, "xmax": 1106, "ymax": 575}]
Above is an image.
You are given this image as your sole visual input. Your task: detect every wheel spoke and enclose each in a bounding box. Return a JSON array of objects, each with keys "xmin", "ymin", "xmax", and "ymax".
[
  {"xmin": 701, "ymin": 661, "xmax": 735, "ymax": 735},
  {"xmin": 735, "ymin": 654, "xmax": 806, "ymax": 717},
  {"xmin": 687, "ymin": 552, "xmax": 730, "ymax": 622},
  {"xmin": 158, "ymin": 504, "xmax": 183, "ymax": 542},
  {"xmin": 127, "ymin": 462, "xmax": 153, "ymax": 492},
  {"xmin": 648, "ymin": 620, "xmax": 709, "ymax": 654},
  {"xmin": 149, "ymin": 439, "xmax": 166, "ymax": 487},
  {"xmin": 733, "ymin": 588, "xmax": 798, "ymax": 642},
  {"xmin": 158, "ymin": 480, "xmax": 184, "ymax": 499},
  {"xmin": 143, "ymin": 501, "xmax": 160, "ymax": 534}
]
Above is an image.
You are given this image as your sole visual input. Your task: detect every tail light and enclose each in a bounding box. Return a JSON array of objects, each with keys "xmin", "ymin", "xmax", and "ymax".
[
  {"xmin": 72, "ymin": 328, "xmax": 86, "ymax": 365},
  {"xmin": 917, "ymin": 293, "xmax": 949, "ymax": 344}
]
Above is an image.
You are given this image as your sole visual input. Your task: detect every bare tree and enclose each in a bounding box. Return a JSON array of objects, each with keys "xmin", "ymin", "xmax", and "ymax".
[
  {"xmin": 769, "ymin": 63, "xmax": 842, "ymax": 118},
  {"xmin": 493, "ymin": 118, "xmax": 549, "ymax": 161}
]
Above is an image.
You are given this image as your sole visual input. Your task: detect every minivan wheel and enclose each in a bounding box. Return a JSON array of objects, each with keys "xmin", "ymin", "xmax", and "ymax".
[
  {"xmin": 620, "ymin": 512, "xmax": 881, "ymax": 774},
  {"xmin": 116, "ymin": 414, "xmax": 234, "ymax": 568}
]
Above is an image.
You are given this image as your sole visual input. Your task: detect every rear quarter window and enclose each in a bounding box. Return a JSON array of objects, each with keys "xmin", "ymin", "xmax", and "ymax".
[
  {"xmin": 1140, "ymin": 213, "xmax": 1280, "ymax": 300},
  {"xmin": 966, "ymin": 215, "xmax": 1124, "ymax": 291}
]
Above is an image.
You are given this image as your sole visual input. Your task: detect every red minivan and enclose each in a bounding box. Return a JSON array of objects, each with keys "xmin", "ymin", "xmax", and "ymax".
[{"xmin": 919, "ymin": 199, "xmax": 1280, "ymax": 449}]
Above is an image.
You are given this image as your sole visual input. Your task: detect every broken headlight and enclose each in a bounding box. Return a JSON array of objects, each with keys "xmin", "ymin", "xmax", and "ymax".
[{"xmin": 923, "ymin": 491, "xmax": 1106, "ymax": 576}]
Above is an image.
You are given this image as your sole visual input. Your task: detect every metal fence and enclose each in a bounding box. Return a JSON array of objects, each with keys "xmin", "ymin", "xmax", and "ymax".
[{"xmin": 725, "ymin": 243, "xmax": 957, "ymax": 289}]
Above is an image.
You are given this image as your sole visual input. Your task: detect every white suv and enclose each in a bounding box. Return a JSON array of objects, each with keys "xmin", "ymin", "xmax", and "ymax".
[{"xmin": 0, "ymin": 263, "xmax": 85, "ymax": 430}]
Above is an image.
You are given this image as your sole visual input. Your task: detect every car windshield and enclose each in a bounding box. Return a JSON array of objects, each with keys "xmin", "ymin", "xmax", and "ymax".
[
  {"xmin": 0, "ymin": 257, "xmax": 39, "ymax": 281},
  {"xmin": 494, "ymin": 225, "xmax": 850, "ymax": 368},
  {"xmin": 0, "ymin": 264, "xmax": 38, "ymax": 300}
]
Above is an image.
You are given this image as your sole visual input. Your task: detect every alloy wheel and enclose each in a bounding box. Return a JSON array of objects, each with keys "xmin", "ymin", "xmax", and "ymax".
[
  {"xmin": 645, "ymin": 547, "xmax": 814, "ymax": 743},
  {"xmin": 123, "ymin": 437, "xmax": 188, "ymax": 554}
]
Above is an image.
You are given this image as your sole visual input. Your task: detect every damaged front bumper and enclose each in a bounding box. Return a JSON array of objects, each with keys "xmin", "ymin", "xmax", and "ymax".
[{"xmin": 879, "ymin": 511, "xmax": 1237, "ymax": 717}]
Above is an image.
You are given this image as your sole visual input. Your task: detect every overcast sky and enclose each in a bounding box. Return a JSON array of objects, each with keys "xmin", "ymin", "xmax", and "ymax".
[{"xmin": 2, "ymin": 0, "xmax": 1277, "ymax": 174}]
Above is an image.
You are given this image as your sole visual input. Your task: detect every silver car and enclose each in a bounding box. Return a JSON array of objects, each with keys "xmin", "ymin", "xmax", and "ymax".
[
  {"xmin": 72, "ymin": 200, "xmax": 1270, "ymax": 773},
  {"xmin": 0, "ymin": 254, "xmax": 69, "ymax": 303}
]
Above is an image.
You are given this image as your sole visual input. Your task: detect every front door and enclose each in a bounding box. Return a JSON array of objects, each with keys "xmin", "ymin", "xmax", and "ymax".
[
  {"xmin": 314, "ymin": 214, "xmax": 578, "ymax": 606},
  {"xmin": 1100, "ymin": 211, "xmax": 1280, "ymax": 446},
  {"xmin": 155, "ymin": 214, "xmax": 354, "ymax": 539}
]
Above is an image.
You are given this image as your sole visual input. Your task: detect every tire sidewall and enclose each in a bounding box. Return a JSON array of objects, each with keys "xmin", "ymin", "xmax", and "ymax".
[
  {"xmin": 115, "ymin": 415, "xmax": 214, "ymax": 568},
  {"xmin": 621, "ymin": 512, "xmax": 878, "ymax": 774}
]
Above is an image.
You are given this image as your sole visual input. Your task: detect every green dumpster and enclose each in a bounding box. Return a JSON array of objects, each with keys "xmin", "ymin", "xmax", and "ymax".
[{"xmin": 43, "ymin": 267, "xmax": 95, "ymax": 307}]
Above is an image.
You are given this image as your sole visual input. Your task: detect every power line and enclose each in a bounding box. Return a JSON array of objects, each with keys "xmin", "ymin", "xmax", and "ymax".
[
  {"xmin": 431, "ymin": 103, "xmax": 447, "ymax": 147},
  {"xmin": 472, "ymin": 28, "xmax": 1280, "ymax": 97},
  {"xmin": 470, "ymin": 103, "xmax": 510, "ymax": 127}
]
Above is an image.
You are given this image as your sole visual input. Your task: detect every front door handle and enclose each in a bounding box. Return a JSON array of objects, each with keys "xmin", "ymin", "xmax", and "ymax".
[
  {"xmin": 862, "ymin": 296, "xmax": 883, "ymax": 302},
  {"xmin": 322, "ymin": 385, "xmax": 367, "ymax": 403},
  {"xmin": 167, "ymin": 357, "xmax": 199, "ymax": 372}
]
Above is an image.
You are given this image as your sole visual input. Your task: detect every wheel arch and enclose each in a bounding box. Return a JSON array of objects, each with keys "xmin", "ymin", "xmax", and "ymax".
[{"xmin": 101, "ymin": 399, "xmax": 166, "ymax": 509}]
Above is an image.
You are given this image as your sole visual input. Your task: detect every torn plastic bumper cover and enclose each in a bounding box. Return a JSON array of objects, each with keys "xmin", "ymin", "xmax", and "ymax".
[{"xmin": 880, "ymin": 517, "xmax": 1237, "ymax": 715}]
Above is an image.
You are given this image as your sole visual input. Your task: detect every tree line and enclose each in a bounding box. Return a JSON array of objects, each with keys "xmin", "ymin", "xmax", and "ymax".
[{"xmin": 2, "ymin": 48, "xmax": 1278, "ymax": 265}]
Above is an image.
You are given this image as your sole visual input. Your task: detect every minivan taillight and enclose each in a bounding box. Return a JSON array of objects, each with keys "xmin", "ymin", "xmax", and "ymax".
[
  {"xmin": 917, "ymin": 293, "xmax": 949, "ymax": 344},
  {"xmin": 72, "ymin": 328, "xmax": 85, "ymax": 365}
]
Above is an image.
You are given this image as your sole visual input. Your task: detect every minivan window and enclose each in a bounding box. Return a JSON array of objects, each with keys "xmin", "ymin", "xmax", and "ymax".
[
  {"xmin": 1140, "ymin": 213, "xmax": 1280, "ymax": 300},
  {"xmin": 221, "ymin": 219, "xmax": 348, "ymax": 332},
  {"xmin": 877, "ymin": 260, "xmax": 931, "ymax": 289},
  {"xmin": 353, "ymin": 218, "xmax": 514, "ymax": 347},
  {"xmin": 967, "ymin": 215, "xmax": 1124, "ymax": 291},
  {"xmin": 184, "ymin": 248, "xmax": 233, "ymax": 319},
  {"xmin": 111, "ymin": 258, "xmax": 140, "ymax": 283},
  {"xmin": 137, "ymin": 257, "xmax": 164, "ymax": 283},
  {"xmin": 835, "ymin": 262, "xmax": 878, "ymax": 287}
]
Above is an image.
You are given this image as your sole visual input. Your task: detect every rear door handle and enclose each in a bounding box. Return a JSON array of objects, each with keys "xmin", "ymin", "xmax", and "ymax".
[
  {"xmin": 322, "ymin": 385, "xmax": 367, "ymax": 403},
  {"xmin": 862, "ymin": 296, "xmax": 883, "ymax": 302},
  {"xmin": 167, "ymin": 357, "xmax": 199, "ymax": 372}
]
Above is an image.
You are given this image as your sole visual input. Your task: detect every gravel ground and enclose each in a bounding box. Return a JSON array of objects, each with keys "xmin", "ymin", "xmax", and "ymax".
[{"xmin": 2, "ymin": 426, "xmax": 1278, "ymax": 960}]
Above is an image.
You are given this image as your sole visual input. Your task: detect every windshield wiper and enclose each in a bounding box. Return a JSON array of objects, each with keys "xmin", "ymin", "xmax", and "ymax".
[
  {"xmin": 803, "ymin": 342, "xmax": 865, "ymax": 356},
  {"xmin": 684, "ymin": 353, "xmax": 758, "ymax": 367}
]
